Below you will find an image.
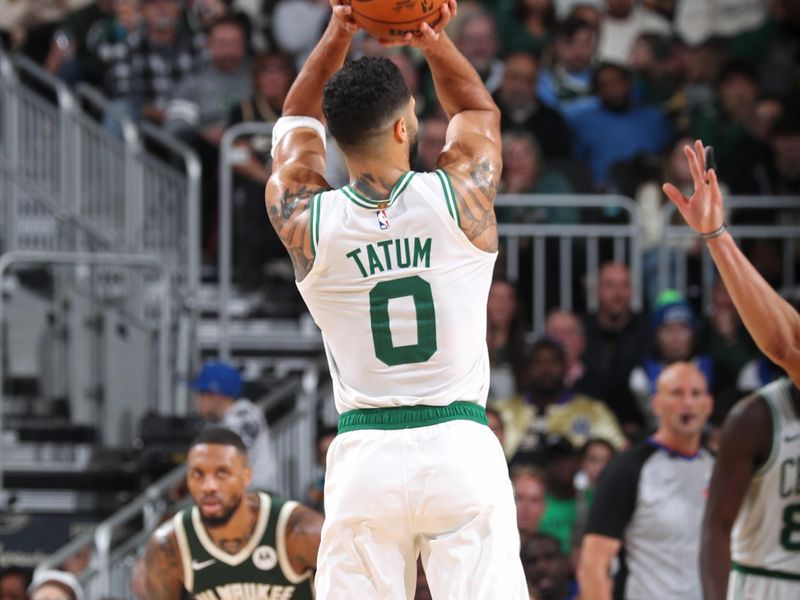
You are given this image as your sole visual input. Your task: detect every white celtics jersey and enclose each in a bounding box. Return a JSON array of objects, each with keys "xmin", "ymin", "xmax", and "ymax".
[
  {"xmin": 296, "ymin": 170, "xmax": 497, "ymax": 413},
  {"xmin": 731, "ymin": 378, "xmax": 800, "ymax": 574}
]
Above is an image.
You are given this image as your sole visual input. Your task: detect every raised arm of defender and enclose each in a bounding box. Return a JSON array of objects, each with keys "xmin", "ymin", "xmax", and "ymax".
[
  {"xmin": 663, "ymin": 140, "xmax": 800, "ymax": 385},
  {"xmin": 265, "ymin": 2, "xmax": 357, "ymax": 281},
  {"xmin": 399, "ymin": 3, "xmax": 502, "ymax": 253}
]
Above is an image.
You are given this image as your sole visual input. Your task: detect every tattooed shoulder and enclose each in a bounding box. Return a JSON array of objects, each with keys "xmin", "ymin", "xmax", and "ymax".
[
  {"xmin": 445, "ymin": 159, "xmax": 500, "ymax": 253},
  {"xmin": 144, "ymin": 521, "xmax": 184, "ymax": 599},
  {"xmin": 286, "ymin": 503, "xmax": 323, "ymax": 573}
]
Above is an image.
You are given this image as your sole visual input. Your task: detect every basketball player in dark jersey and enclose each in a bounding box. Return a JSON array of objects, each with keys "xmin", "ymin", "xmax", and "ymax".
[{"xmin": 143, "ymin": 428, "xmax": 322, "ymax": 599}]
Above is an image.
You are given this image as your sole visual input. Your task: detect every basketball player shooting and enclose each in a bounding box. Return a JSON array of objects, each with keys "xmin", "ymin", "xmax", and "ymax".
[
  {"xmin": 663, "ymin": 141, "xmax": 800, "ymax": 599},
  {"xmin": 265, "ymin": 1, "xmax": 528, "ymax": 598}
]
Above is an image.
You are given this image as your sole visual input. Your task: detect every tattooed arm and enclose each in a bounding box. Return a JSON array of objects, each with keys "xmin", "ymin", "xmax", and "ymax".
[
  {"xmin": 265, "ymin": 2, "xmax": 357, "ymax": 280},
  {"xmin": 284, "ymin": 503, "xmax": 324, "ymax": 574},
  {"xmin": 413, "ymin": 12, "xmax": 502, "ymax": 252},
  {"xmin": 143, "ymin": 521, "xmax": 184, "ymax": 600}
]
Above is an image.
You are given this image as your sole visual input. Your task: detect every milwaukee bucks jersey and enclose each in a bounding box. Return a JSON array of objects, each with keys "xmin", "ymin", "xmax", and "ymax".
[
  {"xmin": 731, "ymin": 378, "xmax": 800, "ymax": 576},
  {"xmin": 296, "ymin": 170, "xmax": 497, "ymax": 413},
  {"xmin": 173, "ymin": 493, "xmax": 314, "ymax": 600}
]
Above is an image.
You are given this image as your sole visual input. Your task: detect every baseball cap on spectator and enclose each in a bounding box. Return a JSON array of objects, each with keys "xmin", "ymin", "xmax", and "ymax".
[
  {"xmin": 28, "ymin": 570, "xmax": 84, "ymax": 600},
  {"xmin": 651, "ymin": 289, "xmax": 695, "ymax": 331},
  {"xmin": 190, "ymin": 361, "xmax": 243, "ymax": 398}
]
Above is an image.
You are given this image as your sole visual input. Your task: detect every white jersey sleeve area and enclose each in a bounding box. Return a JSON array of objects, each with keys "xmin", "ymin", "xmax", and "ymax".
[{"xmin": 296, "ymin": 171, "xmax": 497, "ymax": 413}]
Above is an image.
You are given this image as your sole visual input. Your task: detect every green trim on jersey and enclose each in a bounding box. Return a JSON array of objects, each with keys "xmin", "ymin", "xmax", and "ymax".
[
  {"xmin": 732, "ymin": 561, "xmax": 800, "ymax": 581},
  {"xmin": 342, "ymin": 172, "xmax": 415, "ymax": 210},
  {"xmin": 755, "ymin": 392, "xmax": 782, "ymax": 476},
  {"xmin": 338, "ymin": 401, "xmax": 487, "ymax": 433},
  {"xmin": 309, "ymin": 192, "xmax": 322, "ymax": 256},
  {"xmin": 435, "ymin": 169, "xmax": 461, "ymax": 227}
]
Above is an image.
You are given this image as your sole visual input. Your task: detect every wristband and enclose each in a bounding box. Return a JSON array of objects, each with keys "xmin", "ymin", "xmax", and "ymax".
[
  {"xmin": 700, "ymin": 222, "xmax": 727, "ymax": 241},
  {"xmin": 271, "ymin": 116, "xmax": 327, "ymax": 159}
]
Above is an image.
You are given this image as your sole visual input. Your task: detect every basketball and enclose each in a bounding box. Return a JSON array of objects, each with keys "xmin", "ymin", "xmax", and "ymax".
[{"xmin": 349, "ymin": 0, "xmax": 445, "ymax": 40}]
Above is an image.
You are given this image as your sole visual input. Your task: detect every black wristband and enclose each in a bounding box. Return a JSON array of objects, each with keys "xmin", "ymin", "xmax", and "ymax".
[{"xmin": 700, "ymin": 222, "xmax": 727, "ymax": 241}]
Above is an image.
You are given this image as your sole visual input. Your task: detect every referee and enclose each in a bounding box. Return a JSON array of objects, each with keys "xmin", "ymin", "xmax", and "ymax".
[{"xmin": 577, "ymin": 362, "xmax": 714, "ymax": 600}]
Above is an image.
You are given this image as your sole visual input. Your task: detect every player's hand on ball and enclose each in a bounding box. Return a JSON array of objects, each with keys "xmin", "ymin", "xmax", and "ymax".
[
  {"xmin": 330, "ymin": 0, "xmax": 359, "ymax": 35},
  {"xmin": 379, "ymin": 0, "xmax": 457, "ymax": 48},
  {"xmin": 662, "ymin": 139, "xmax": 725, "ymax": 237}
]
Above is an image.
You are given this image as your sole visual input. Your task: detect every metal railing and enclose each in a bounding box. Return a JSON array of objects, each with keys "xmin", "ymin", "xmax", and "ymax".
[
  {"xmin": 218, "ymin": 121, "xmax": 274, "ymax": 361},
  {"xmin": 496, "ymin": 194, "xmax": 643, "ymax": 333},
  {"xmin": 40, "ymin": 367, "xmax": 323, "ymax": 597},
  {"xmin": 658, "ymin": 196, "xmax": 800, "ymax": 309}
]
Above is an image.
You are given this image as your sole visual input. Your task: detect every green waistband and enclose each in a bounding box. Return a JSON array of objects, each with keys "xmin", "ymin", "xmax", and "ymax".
[
  {"xmin": 338, "ymin": 401, "xmax": 487, "ymax": 434},
  {"xmin": 732, "ymin": 561, "xmax": 800, "ymax": 581}
]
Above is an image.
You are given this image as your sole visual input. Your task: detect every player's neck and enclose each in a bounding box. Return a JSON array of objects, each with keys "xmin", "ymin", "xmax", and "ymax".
[
  {"xmin": 346, "ymin": 159, "xmax": 409, "ymax": 201},
  {"xmin": 651, "ymin": 430, "xmax": 701, "ymax": 457},
  {"xmin": 205, "ymin": 493, "xmax": 259, "ymax": 553}
]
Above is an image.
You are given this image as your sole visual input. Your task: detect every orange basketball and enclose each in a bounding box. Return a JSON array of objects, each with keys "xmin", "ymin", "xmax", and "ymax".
[{"xmin": 349, "ymin": 0, "xmax": 445, "ymax": 40}]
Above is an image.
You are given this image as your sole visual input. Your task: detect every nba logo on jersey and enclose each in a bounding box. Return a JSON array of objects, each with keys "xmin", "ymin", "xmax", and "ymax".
[{"xmin": 377, "ymin": 209, "xmax": 390, "ymax": 230}]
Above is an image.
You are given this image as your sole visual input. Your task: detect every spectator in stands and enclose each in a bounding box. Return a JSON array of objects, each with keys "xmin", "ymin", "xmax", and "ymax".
[
  {"xmin": 537, "ymin": 16, "xmax": 598, "ymax": 118},
  {"xmin": 629, "ymin": 290, "xmax": 715, "ymax": 431},
  {"xmin": 415, "ymin": 115, "xmax": 448, "ymax": 172},
  {"xmin": 511, "ymin": 466, "xmax": 549, "ymax": 547},
  {"xmin": 536, "ymin": 435, "xmax": 581, "ymax": 554},
  {"xmin": 101, "ymin": 0, "xmax": 206, "ymax": 124},
  {"xmin": 495, "ymin": 338, "xmax": 625, "ymax": 459},
  {"xmin": 696, "ymin": 278, "xmax": 756, "ymax": 399},
  {"xmin": 495, "ymin": 0, "xmax": 557, "ymax": 56},
  {"xmin": 227, "ymin": 50, "xmax": 296, "ymax": 290},
  {"xmin": 495, "ymin": 52, "xmax": 573, "ymax": 159},
  {"xmin": 270, "ymin": 0, "xmax": 330, "ymax": 69},
  {"xmin": 690, "ymin": 61, "xmax": 764, "ymax": 193},
  {"xmin": 577, "ymin": 437, "xmax": 615, "ymax": 492},
  {"xmin": 166, "ymin": 14, "xmax": 250, "ymax": 253},
  {"xmin": 190, "ymin": 360, "xmax": 278, "ymax": 492},
  {"xmin": 546, "ymin": 309, "xmax": 587, "ymax": 389},
  {"xmin": 453, "ymin": 9, "xmax": 505, "ymax": 94},
  {"xmin": 487, "ymin": 278, "xmax": 527, "ymax": 402},
  {"xmin": 581, "ymin": 261, "xmax": 650, "ymax": 432},
  {"xmin": 571, "ymin": 62, "xmax": 672, "ymax": 188},
  {"xmin": 165, "ymin": 15, "xmax": 249, "ymax": 142},
  {"xmin": 500, "ymin": 132, "xmax": 576, "ymax": 205},
  {"xmin": 486, "ymin": 405, "xmax": 507, "ymax": 451},
  {"xmin": 42, "ymin": 0, "xmax": 122, "ymax": 86},
  {"xmin": 0, "ymin": 0, "xmax": 91, "ymax": 63},
  {"xmin": 750, "ymin": 113, "xmax": 800, "ymax": 197},
  {"xmin": 578, "ymin": 362, "xmax": 714, "ymax": 600},
  {"xmin": 597, "ymin": 0, "xmax": 670, "ymax": 66},
  {"xmin": 0, "ymin": 567, "xmax": 32, "ymax": 600},
  {"xmin": 27, "ymin": 570, "xmax": 84, "ymax": 600},
  {"xmin": 522, "ymin": 533, "xmax": 577, "ymax": 600}
]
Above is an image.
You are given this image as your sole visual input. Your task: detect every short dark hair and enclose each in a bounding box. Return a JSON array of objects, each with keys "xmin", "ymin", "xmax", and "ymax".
[
  {"xmin": 323, "ymin": 57, "xmax": 411, "ymax": 149},
  {"xmin": 190, "ymin": 427, "xmax": 247, "ymax": 454},
  {"xmin": 592, "ymin": 61, "xmax": 631, "ymax": 91},
  {"xmin": 716, "ymin": 60, "xmax": 758, "ymax": 88},
  {"xmin": 207, "ymin": 14, "xmax": 246, "ymax": 36},
  {"xmin": 556, "ymin": 16, "xmax": 594, "ymax": 40},
  {"xmin": 528, "ymin": 337, "xmax": 566, "ymax": 366},
  {"xmin": 0, "ymin": 566, "xmax": 33, "ymax": 588}
]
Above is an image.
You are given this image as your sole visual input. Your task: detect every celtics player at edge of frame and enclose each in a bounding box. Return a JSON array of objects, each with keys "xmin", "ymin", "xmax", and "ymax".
[
  {"xmin": 265, "ymin": 0, "xmax": 528, "ymax": 598},
  {"xmin": 142, "ymin": 428, "xmax": 322, "ymax": 599},
  {"xmin": 660, "ymin": 140, "xmax": 800, "ymax": 599}
]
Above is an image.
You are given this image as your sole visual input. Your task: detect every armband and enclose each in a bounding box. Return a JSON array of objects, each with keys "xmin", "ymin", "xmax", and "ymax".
[{"xmin": 271, "ymin": 116, "xmax": 327, "ymax": 159}]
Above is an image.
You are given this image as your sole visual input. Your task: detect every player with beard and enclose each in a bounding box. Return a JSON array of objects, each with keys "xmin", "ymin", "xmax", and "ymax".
[
  {"xmin": 142, "ymin": 428, "xmax": 322, "ymax": 599},
  {"xmin": 265, "ymin": 1, "xmax": 527, "ymax": 597}
]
